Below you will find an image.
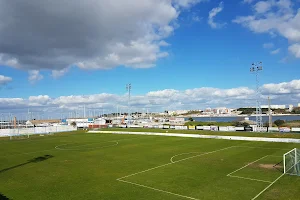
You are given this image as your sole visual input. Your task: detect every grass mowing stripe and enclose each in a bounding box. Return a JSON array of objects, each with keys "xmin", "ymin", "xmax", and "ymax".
[
  {"xmin": 0, "ymin": 149, "xmax": 55, "ymax": 158},
  {"xmin": 55, "ymin": 141, "xmax": 119, "ymax": 150}
]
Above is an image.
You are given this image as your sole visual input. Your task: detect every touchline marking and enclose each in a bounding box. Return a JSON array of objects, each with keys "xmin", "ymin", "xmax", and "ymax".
[
  {"xmin": 234, "ymin": 146, "xmax": 291, "ymax": 151},
  {"xmin": 118, "ymin": 179, "xmax": 199, "ymax": 200},
  {"xmin": 227, "ymin": 155, "xmax": 269, "ymax": 176},
  {"xmin": 118, "ymin": 146, "xmax": 235, "ymax": 180},
  {"xmin": 170, "ymin": 152, "xmax": 202, "ymax": 163},
  {"xmin": 227, "ymin": 175, "xmax": 272, "ymax": 183}
]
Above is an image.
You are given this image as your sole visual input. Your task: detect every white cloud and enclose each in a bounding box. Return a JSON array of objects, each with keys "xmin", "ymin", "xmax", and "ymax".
[
  {"xmin": 263, "ymin": 43, "xmax": 274, "ymax": 48},
  {"xmin": 0, "ymin": 0, "xmax": 205, "ymax": 76},
  {"xmin": 174, "ymin": 0, "xmax": 206, "ymax": 8},
  {"xmin": 2, "ymin": 79, "xmax": 300, "ymax": 117},
  {"xmin": 243, "ymin": 0, "xmax": 255, "ymax": 3},
  {"xmin": 288, "ymin": 43, "xmax": 300, "ymax": 58},
  {"xmin": 192, "ymin": 15, "xmax": 202, "ymax": 22},
  {"xmin": 0, "ymin": 75, "xmax": 12, "ymax": 86},
  {"xmin": 261, "ymin": 79, "xmax": 300, "ymax": 94},
  {"xmin": 254, "ymin": 1, "xmax": 273, "ymax": 13},
  {"xmin": 270, "ymin": 48, "xmax": 281, "ymax": 54},
  {"xmin": 28, "ymin": 70, "xmax": 43, "ymax": 84},
  {"xmin": 208, "ymin": 2, "xmax": 226, "ymax": 29},
  {"xmin": 52, "ymin": 67, "xmax": 70, "ymax": 79},
  {"xmin": 233, "ymin": 0, "xmax": 300, "ymax": 59}
]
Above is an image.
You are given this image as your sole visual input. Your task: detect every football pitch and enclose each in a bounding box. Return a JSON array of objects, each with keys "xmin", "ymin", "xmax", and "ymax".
[{"xmin": 1, "ymin": 131, "xmax": 300, "ymax": 200}]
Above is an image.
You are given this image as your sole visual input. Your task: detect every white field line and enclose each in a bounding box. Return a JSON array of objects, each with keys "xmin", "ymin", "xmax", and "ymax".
[
  {"xmin": 55, "ymin": 141, "xmax": 118, "ymax": 150},
  {"xmin": 118, "ymin": 179, "xmax": 199, "ymax": 200},
  {"xmin": 170, "ymin": 152, "xmax": 202, "ymax": 163},
  {"xmin": 118, "ymin": 146, "xmax": 235, "ymax": 180},
  {"xmin": 1, "ymin": 136, "xmax": 142, "ymax": 157},
  {"xmin": 251, "ymin": 173, "xmax": 285, "ymax": 200},
  {"xmin": 234, "ymin": 146, "xmax": 292, "ymax": 151},
  {"xmin": 54, "ymin": 136, "xmax": 143, "ymax": 151},
  {"xmin": 227, "ymin": 155, "xmax": 269, "ymax": 176},
  {"xmin": 227, "ymin": 175, "xmax": 272, "ymax": 183}
]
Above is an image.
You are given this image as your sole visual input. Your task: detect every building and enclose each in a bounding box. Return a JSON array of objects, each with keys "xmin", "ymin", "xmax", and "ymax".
[
  {"xmin": 169, "ymin": 117, "xmax": 185, "ymax": 125},
  {"xmin": 289, "ymin": 105, "xmax": 294, "ymax": 112},
  {"xmin": 66, "ymin": 118, "xmax": 94, "ymax": 128},
  {"xmin": 168, "ymin": 110, "xmax": 189, "ymax": 115}
]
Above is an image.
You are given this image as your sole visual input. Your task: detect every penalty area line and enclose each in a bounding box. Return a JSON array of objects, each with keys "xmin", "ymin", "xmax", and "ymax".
[
  {"xmin": 227, "ymin": 175, "xmax": 272, "ymax": 183},
  {"xmin": 118, "ymin": 146, "xmax": 236, "ymax": 180},
  {"xmin": 227, "ymin": 155, "xmax": 269, "ymax": 176},
  {"xmin": 118, "ymin": 179, "xmax": 199, "ymax": 200},
  {"xmin": 251, "ymin": 173, "xmax": 285, "ymax": 200}
]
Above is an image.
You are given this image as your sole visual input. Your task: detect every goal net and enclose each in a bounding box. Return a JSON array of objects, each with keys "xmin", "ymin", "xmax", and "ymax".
[{"xmin": 283, "ymin": 148, "xmax": 300, "ymax": 176}]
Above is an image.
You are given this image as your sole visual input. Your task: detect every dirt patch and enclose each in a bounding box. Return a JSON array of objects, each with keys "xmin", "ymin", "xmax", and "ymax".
[
  {"xmin": 248, "ymin": 163, "xmax": 283, "ymax": 170},
  {"xmin": 259, "ymin": 164, "xmax": 282, "ymax": 169}
]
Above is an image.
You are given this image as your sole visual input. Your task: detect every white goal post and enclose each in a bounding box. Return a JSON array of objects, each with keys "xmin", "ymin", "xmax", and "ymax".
[{"xmin": 283, "ymin": 148, "xmax": 300, "ymax": 176}]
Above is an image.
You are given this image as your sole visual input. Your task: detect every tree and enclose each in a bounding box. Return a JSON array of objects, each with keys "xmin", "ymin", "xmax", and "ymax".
[
  {"xmin": 292, "ymin": 107, "xmax": 300, "ymax": 114},
  {"xmin": 232, "ymin": 121, "xmax": 249, "ymax": 127},
  {"xmin": 71, "ymin": 121, "xmax": 77, "ymax": 127},
  {"xmin": 274, "ymin": 119, "xmax": 285, "ymax": 127},
  {"xmin": 188, "ymin": 117, "xmax": 194, "ymax": 122}
]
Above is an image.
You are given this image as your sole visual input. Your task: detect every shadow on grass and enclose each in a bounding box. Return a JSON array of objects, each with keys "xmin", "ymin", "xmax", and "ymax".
[
  {"xmin": 0, "ymin": 155, "xmax": 53, "ymax": 174},
  {"xmin": 0, "ymin": 193, "xmax": 11, "ymax": 200}
]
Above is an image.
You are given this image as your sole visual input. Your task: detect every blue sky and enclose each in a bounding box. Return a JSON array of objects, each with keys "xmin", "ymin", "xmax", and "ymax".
[{"xmin": 0, "ymin": 0, "xmax": 300, "ymax": 115}]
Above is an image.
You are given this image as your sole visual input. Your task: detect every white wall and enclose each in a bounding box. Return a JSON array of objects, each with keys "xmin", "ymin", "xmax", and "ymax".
[{"xmin": 0, "ymin": 126, "xmax": 77, "ymax": 137}]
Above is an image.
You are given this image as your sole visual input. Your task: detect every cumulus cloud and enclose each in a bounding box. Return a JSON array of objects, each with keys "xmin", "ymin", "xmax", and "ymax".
[
  {"xmin": 233, "ymin": 0, "xmax": 300, "ymax": 59},
  {"xmin": 2, "ymin": 79, "xmax": 300, "ymax": 117},
  {"xmin": 0, "ymin": 75, "xmax": 12, "ymax": 86},
  {"xmin": 288, "ymin": 43, "xmax": 300, "ymax": 58},
  {"xmin": 263, "ymin": 43, "xmax": 274, "ymax": 48},
  {"xmin": 28, "ymin": 70, "xmax": 43, "ymax": 84},
  {"xmin": 0, "ymin": 0, "xmax": 205, "ymax": 76},
  {"xmin": 243, "ymin": 0, "xmax": 255, "ymax": 3},
  {"xmin": 254, "ymin": 1, "xmax": 273, "ymax": 13},
  {"xmin": 208, "ymin": 2, "xmax": 226, "ymax": 29},
  {"xmin": 270, "ymin": 48, "xmax": 281, "ymax": 54},
  {"xmin": 261, "ymin": 79, "xmax": 300, "ymax": 94}
]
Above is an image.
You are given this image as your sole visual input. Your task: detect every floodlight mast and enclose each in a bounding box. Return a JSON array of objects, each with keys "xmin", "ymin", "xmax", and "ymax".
[
  {"xmin": 250, "ymin": 62, "xmax": 263, "ymax": 132},
  {"xmin": 126, "ymin": 83, "xmax": 131, "ymax": 125}
]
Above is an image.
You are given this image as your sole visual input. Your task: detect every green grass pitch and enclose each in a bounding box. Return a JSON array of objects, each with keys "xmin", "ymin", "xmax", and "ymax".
[{"xmin": 1, "ymin": 130, "xmax": 300, "ymax": 200}]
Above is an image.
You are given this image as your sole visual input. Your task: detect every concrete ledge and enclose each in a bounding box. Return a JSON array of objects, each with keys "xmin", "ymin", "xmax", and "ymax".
[{"xmin": 88, "ymin": 130, "xmax": 300, "ymax": 143}]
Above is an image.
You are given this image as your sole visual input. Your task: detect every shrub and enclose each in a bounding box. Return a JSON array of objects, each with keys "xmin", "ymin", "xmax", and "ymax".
[{"xmin": 274, "ymin": 119, "xmax": 285, "ymax": 127}]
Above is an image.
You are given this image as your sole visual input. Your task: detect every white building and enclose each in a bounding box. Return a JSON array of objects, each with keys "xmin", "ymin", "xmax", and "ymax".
[
  {"xmin": 66, "ymin": 118, "xmax": 94, "ymax": 128},
  {"xmin": 169, "ymin": 117, "xmax": 185, "ymax": 124},
  {"xmin": 168, "ymin": 110, "xmax": 189, "ymax": 115}
]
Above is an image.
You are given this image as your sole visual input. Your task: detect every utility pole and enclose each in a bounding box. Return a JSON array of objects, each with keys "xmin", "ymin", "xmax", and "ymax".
[
  {"xmin": 126, "ymin": 83, "xmax": 131, "ymax": 125},
  {"xmin": 268, "ymin": 96, "xmax": 272, "ymax": 129},
  {"xmin": 83, "ymin": 104, "xmax": 86, "ymax": 118},
  {"xmin": 250, "ymin": 62, "xmax": 263, "ymax": 132}
]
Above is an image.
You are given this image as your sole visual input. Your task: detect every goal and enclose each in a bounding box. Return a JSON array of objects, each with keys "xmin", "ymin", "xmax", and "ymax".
[{"xmin": 283, "ymin": 148, "xmax": 300, "ymax": 176}]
